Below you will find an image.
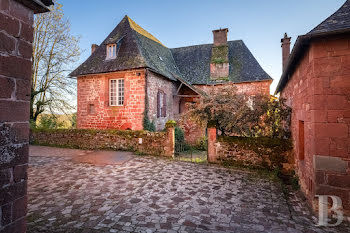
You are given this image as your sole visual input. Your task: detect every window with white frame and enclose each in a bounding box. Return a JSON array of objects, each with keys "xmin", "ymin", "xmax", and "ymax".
[
  {"xmin": 106, "ymin": 44, "xmax": 117, "ymax": 59},
  {"xmin": 109, "ymin": 79, "xmax": 124, "ymax": 106}
]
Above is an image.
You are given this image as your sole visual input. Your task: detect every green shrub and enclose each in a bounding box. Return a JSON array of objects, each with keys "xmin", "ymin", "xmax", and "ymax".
[
  {"xmin": 37, "ymin": 115, "xmax": 64, "ymax": 129},
  {"xmin": 195, "ymin": 136, "xmax": 208, "ymax": 151},
  {"xmin": 70, "ymin": 113, "xmax": 77, "ymax": 129},
  {"xmin": 291, "ymin": 175, "xmax": 300, "ymax": 190},
  {"xmin": 143, "ymin": 100, "xmax": 156, "ymax": 132},
  {"xmin": 175, "ymin": 127, "xmax": 185, "ymax": 144},
  {"xmin": 143, "ymin": 114, "xmax": 155, "ymax": 132},
  {"xmin": 30, "ymin": 119, "xmax": 37, "ymax": 129}
]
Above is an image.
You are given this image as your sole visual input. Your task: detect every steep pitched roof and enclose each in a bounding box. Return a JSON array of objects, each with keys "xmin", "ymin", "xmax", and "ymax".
[
  {"xmin": 70, "ymin": 16, "xmax": 271, "ymax": 85},
  {"xmin": 276, "ymin": 0, "xmax": 350, "ymax": 94},
  {"xmin": 308, "ymin": 0, "xmax": 350, "ymax": 35},
  {"xmin": 171, "ymin": 41, "xmax": 271, "ymax": 84},
  {"xmin": 70, "ymin": 16, "xmax": 181, "ymax": 80}
]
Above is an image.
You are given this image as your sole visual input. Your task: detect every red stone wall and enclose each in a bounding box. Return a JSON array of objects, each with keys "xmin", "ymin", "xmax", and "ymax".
[
  {"xmin": 179, "ymin": 116, "xmax": 206, "ymax": 146},
  {"xmin": 0, "ymin": 0, "xmax": 34, "ymax": 232},
  {"xmin": 146, "ymin": 71, "xmax": 179, "ymax": 131},
  {"xmin": 77, "ymin": 69, "xmax": 180, "ymax": 132},
  {"xmin": 175, "ymin": 86, "xmax": 205, "ymax": 145},
  {"xmin": 194, "ymin": 80, "xmax": 272, "ymax": 96},
  {"xmin": 280, "ymin": 34, "xmax": 350, "ymax": 211},
  {"xmin": 77, "ymin": 69, "xmax": 146, "ymax": 130}
]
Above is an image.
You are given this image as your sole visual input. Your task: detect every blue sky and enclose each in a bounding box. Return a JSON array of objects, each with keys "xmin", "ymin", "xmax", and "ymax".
[{"xmin": 61, "ymin": 0, "xmax": 345, "ymax": 93}]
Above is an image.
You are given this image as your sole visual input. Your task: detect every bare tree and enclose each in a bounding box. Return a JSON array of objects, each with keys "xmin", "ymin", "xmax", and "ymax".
[{"xmin": 31, "ymin": 2, "xmax": 80, "ymax": 123}]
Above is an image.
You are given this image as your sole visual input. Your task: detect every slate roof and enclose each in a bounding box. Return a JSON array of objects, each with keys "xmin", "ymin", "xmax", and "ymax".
[
  {"xmin": 70, "ymin": 15, "xmax": 271, "ymax": 84},
  {"xmin": 70, "ymin": 16, "xmax": 180, "ymax": 80},
  {"xmin": 171, "ymin": 41, "xmax": 271, "ymax": 84},
  {"xmin": 275, "ymin": 0, "xmax": 350, "ymax": 94},
  {"xmin": 308, "ymin": 0, "xmax": 350, "ymax": 35}
]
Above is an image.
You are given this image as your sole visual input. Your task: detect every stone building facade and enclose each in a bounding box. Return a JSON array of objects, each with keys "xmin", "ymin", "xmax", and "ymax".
[
  {"xmin": 77, "ymin": 69, "xmax": 146, "ymax": 130},
  {"xmin": 77, "ymin": 69, "xmax": 180, "ymax": 131},
  {"xmin": 0, "ymin": 0, "xmax": 52, "ymax": 232},
  {"xmin": 71, "ymin": 16, "xmax": 272, "ymax": 141},
  {"xmin": 275, "ymin": 0, "xmax": 350, "ymax": 212},
  {"xmin": 146, "ymin": 71, "xmax": 179, "ymax": 131}
]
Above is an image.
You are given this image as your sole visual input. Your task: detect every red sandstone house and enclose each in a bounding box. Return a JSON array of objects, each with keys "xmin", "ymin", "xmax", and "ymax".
[
  {"xmin": 275, "ymin": 0, "xmax": 350, "ymax": 212},
  {"xmin": 70, "ymin": 16, "xmax": 272, "ymax": 142}
]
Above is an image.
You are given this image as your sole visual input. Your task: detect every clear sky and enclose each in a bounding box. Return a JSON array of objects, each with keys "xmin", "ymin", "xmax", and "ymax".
[{"xmin": 61, "ymin": 0, "xmax": 345, "ymax": 94}]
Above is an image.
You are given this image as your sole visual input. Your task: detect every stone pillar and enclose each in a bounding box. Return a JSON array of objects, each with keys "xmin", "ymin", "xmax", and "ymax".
[
  {"xmin": 164, "ymin": 121, "xmax": 176, "ymax": 157},
  {"xmin": 0, "ymin": 1, "xmax": 52, "ymax": 232},
  {"xmin": 207, "ymin": 127, "xmax": 217, "ymax": 163}
]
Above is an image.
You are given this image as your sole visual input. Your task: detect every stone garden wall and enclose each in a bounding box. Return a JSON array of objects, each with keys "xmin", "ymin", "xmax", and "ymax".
[
  {"xmin": 30, "ymin": 127, "xmax": 175, "ymax": 157},
  {"xmin": 208, "ymin": 127, "xmax": 294, "ymax": 171}
]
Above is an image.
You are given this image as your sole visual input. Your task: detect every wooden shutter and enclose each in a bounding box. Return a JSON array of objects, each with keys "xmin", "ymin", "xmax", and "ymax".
[
  {"xmin": 157, "ymin": 90, "xmax": 161, "ymax": 118},
  {"xmin": 162, "ymin": 93, "xmax": 167, "ymax": 117}
]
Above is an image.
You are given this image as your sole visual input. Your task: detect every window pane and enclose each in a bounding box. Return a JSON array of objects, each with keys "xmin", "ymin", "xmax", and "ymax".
[
  {"xmin": 110, "ymin": 80, "xmax": 117, "ymax": 106},
  {"xmin": 118, "ymin": 79, "xmax": 124, "ymax": 105}
]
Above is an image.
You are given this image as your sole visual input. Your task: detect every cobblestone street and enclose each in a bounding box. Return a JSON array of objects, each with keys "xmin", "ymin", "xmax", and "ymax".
[{"xmin": 27, "ymin": 146, "xmax": 349, "ymax": 233}]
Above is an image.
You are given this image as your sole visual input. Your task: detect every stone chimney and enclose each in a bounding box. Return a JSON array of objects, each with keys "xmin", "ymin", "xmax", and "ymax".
[
  {"xmin": 213, "ymin": 28, "xmax": 228, "ymax": 46},
  {"xmin": 91, "ymin": 44, "xmax": 99, "ymax": 54},
  {"xmin": 281, "ymin": 33, "xmax": 291, "ymax": 71},
  {"xmin": 210, "ymin": 28, "xmax": 229, "ymax": 81}
]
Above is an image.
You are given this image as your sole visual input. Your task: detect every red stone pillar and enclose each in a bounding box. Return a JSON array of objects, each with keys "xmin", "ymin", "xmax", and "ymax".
[
  {"xmin": 164, "ymin": 121, "xmax": 176, "ymax": 157},
  {"xmin": 208, "ymin": 127, "xmax": 217, "ymax": 163}
]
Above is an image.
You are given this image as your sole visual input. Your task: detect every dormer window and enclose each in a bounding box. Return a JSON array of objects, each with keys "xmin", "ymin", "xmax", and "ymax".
[{"xmin": 106, "ymin": 44, "xmax": 117, "ymax": 59}]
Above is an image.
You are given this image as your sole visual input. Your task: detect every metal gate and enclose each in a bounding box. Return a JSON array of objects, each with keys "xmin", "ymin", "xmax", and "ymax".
[{"xmin": 174, "ymin": 142, "xmax": 207, "ymax": 163}]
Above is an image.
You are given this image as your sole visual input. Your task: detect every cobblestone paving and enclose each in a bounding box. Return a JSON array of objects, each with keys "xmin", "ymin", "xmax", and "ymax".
[{"xmin": 27, "ymin": 146, "xmax": 350, "ymax": 233}]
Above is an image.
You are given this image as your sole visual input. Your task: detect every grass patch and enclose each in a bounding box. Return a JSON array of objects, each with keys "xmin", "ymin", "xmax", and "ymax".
[{"xmin": 175, "ymin": 157, "xmax": 207, "ymax": 164}]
